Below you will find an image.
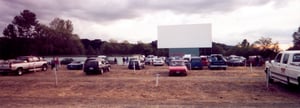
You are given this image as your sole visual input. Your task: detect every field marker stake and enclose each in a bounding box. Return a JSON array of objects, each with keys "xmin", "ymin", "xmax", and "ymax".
[
  {"xmin": 250, "ymin": 63, "xmax": 253, "ymax": 72},
  {"xmin": 54, "ymin": 66, "xmax": 58, "ymax": 87},
  {"xmin": 266, "ymin": 71, "xmax": 269, "ymax": 89},
  {"xmin": 33, "ymin": 63, "xmax": 36, "ymax": 72},
  {"xmin": 133, "ymin": 62, "xmax": 136, "ymax": 73},
  {"xmin": 155, "ymin": 73, "xmax": 160, "ymax": 87}
]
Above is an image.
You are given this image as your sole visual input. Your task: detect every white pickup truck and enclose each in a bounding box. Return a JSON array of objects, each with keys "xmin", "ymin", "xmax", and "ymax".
[
  {"xmin": 265, "ymin": 50, "xmax": 300, "ymax": 86},
  {"xmin": 0, "ymin": 56, "xmax": 48, "ymax": 76}
]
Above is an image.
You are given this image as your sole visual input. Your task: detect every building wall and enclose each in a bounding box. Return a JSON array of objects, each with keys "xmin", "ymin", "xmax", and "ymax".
[{"xmin": 169, "ymin": 48, "xmax": 199, "ymax": 57}]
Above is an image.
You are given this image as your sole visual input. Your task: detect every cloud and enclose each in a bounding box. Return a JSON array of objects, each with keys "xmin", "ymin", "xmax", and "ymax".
[
  {"xmin": 0, "ymin": 0, "xmax": 276, "ymax": 24},
  {"xmin": 0, "ymin": 0, "xmax": 298, "ymax": 49}
]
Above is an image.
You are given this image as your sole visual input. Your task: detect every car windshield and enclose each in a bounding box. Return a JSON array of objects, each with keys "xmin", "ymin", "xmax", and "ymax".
[
  {"xmin": 170, "ymin": 61, "xmax": 185, "ymax": 66},
  {"xmin": 154, "ymin": 59, "xmax": 162, "ymax": 61},
  {"xmin": 210, "ymin": 56, "xmax": 224, "ymax": 62},
  {"xmin": 72, "ymin": 61, "xmax": 82, "ymax": 63},
  {"xmin": 129, "ymin": 61, "xmax": 139, "ymax": 65}
]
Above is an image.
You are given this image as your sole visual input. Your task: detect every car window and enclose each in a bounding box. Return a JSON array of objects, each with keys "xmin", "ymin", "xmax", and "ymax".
[
  {"xmin": 293, "ymin": 54, "xmax": 300, "ymax": 62},
  {"xmin": 282, "ymin": 54, "xmax": 289, "ymax": 64},
  {"xmin": 275, "ymin": 53, "xmax": 282, "ymax": 63},
  {"xmin": 32, "ymin": 57, "xmax": 39, "ymax": 62},
  {"xmin": 191, "ymin": 59, "xmax": 201, "ymax": 63},
  {"xmin": 85, "ymin": 61, "xmax": 98, "ymax": 66},
  {"xmin": 170, "ymin": 61, "xmax": 185, "ymax": 66}
]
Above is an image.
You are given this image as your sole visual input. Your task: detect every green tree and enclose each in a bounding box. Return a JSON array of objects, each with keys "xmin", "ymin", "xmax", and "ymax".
[
  {"xmin": 45, "ymin": 18, "xmax": 84, "ymax": 55},
  {"xmin": 253, "ymin": 37, "xmax": 279, "ymax": 58},
  {"xmin": 1, "ymin": 10, "xmax": 39, "ymax": 58},
  {"xmin": 3, "ymin": 10, "xmax": 38, "ymax": 39},
  {"xmin": 240, "ymin": 39, "xmax": 250, "ymax": 48},
  {"xmin": 291, "ymin": 27, "xmax": 300, "ymax": 50}
]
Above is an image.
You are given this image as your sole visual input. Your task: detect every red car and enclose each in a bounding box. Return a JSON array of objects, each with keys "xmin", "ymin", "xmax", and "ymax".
[
  {"xmin": 168, "ymin": 60, "xmax": 188, "ymax": 76},
  {"xmin": 200, "ymin": 56, "xmax": 209, "ymax": 66}
]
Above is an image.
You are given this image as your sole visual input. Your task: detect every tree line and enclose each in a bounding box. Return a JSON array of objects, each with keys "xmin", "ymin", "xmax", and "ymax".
[{"xmin": 0, "ymin": 10, "xmax": 299, "ymax": 59}]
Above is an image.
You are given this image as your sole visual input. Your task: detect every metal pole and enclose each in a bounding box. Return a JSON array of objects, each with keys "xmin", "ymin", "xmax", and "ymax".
[
  {"xmin": 133, "ymin": 62, "xmax": 136, "ymax": 72},
  {"xmin": 266, "ymin": 71, "xmax": 269, "ymax": 89},
  {"xmin": 250, "ymin": 63, "xmax": 253, "ymax": 72},
  {"xmin": 54, "ymin": 65, "xmax": 58, "ymax": 87}
]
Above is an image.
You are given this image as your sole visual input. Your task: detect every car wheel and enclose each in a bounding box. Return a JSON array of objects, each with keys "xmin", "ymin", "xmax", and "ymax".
[
  {"xmin": 16, "ymin": 68, "xmax": 23, "ymax": 76},
  {"xmin": 223, "ymin": 67, "xmax": 227, "ymax": 70},
  {"xmin": 107, "ymin": 67, "xmax": 111, "ymax": 72},
  {"xmin": 267, "ymin": 69, "xmax": 274, "ymax": 83},
  {"xmin": 42, "ymin": 64, "xmax": 48, "ymax": 71},
  {"xmin": 99, "ymin": 69, "xmax": 104, "ymax": 74}
]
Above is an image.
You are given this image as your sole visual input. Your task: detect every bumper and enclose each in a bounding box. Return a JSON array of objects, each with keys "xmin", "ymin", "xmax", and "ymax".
[
  {"xmin": 169, "ymin": 70, "xmax": 187, "ymax": 76},
  {"xmin": 0, "ymin": 69, "xmax": 14, "ymax": 73}
]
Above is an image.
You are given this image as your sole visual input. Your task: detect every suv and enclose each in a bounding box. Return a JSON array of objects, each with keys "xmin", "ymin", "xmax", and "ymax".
[
  {"xmin": 128, "ymin": 60, "xmax": 145, "ymax": 70},
  {"xmin": 208, "ymin": 54, "xmax": 228, "ymax": 70},
  {"xmin": 83, "ymin": 59, "xmax": 110, "ymax": 75},
  {"xmin": 190, "ymin": 57, "xmax": 203, "ymax": 70}
]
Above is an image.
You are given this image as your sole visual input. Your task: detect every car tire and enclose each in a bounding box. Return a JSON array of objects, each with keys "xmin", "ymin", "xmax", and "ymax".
[
  {"xmin": 107, "ymin": 67, "xmax": 111, "ymax": 72},
  {"xmin": 16, "ymin": 68, "xmax": 23, "ymax": 76},
  {"xmin": 42, "ymin": 64, "xmax": 48, "ymax": 71},
  {"xmin": 267, "ymin": 69, "xmax": 274, "ymax": 83},
  {"xmin": 99, "ymin": 69, "xmax": 104, "ymax": 74}
]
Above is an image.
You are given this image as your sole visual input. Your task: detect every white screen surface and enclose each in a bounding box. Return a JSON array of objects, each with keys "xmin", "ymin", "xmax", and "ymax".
[{"xmin": 157, "ymin": 24, "xmax": 212, "ymax": 48}]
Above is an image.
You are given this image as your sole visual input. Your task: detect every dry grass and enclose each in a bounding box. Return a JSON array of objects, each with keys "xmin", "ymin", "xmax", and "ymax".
[{"xmin": 0, "ymin": 65, "xmax": 300, "ymax": 107}]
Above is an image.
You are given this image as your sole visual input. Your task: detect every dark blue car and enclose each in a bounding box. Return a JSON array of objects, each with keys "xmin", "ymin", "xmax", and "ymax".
[
  {"xmin": 190, "ymin": 57, "xmax": 203, "ymax": 70},
  {"xmin": 208, "ymin": 54, "xmax": 228, "ymax": 70},
  {"xmin": 67, "ymin": 61, "xmax": 83, "ymax": 70}
]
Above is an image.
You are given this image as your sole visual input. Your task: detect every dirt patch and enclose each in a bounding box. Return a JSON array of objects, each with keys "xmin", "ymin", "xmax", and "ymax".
[{"xmin": 0, "ymin": 65, "xmax": 300, "ymax": 107}]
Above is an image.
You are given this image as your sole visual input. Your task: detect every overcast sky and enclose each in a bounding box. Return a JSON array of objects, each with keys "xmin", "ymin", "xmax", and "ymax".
[{"xmin": 0, "ymin": 0, "xmax": 299, "ymax": 50}]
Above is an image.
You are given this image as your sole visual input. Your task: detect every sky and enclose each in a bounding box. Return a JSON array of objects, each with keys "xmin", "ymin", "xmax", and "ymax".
[{"xmin": 0, "ymin": 0, "xmax": 299, "ymax": 50}]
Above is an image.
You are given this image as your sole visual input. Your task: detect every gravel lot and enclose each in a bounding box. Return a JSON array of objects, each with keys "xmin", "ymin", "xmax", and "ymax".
[{"xmin": 1, "ymin": 65, "xmax": 300, "ymax": 108}]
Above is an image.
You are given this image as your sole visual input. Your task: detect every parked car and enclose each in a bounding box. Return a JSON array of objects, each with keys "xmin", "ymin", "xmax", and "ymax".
[
  {"xmin": 166, "ymin": 56, "xmax": 183, "ymax": 66},
  {"xmin": 190, "ymin": 57, "xmax": 203, "ymax": 70},
  {"xmin": 265, "ymin": 50, "xmax": 300, "ymax": 86},
  {"xmin": 83, "ymin": 59, "xmax": 110, "ymax": 75},
  {"xmin": 227, "ymin": 55, "xmax": 246, "ymax": 66},
  {"xmin": 208, "ymin": 54, "xmax": 228, "ymax": 70},
  {"xmin": 0, "ymin": 56, "xmax": 48, "ymax": 76},
  {"xmin": 153, "ymin": 58, "xmax": 165, "ymax": 66},
  {"xmin": 247, "ymin": 55, "xmax": 264, "ymax": 66},
  {"xmin": 168, "ymin": 60, "xmax": 188, "ymax": 76},
  {"xmin": 60, "ymin": 58, "xmax": 74, "ymax": 65},
  {"xmin": 67, "ymin": 61, "xmax": 83, "ymax": 70},
  {"xmin": 128, "ymin": 60, "xmax": 145, "ymax": 70},
  {"xmin": 200, "ymin": 56, "xmax": 209, "ymax": 66}
]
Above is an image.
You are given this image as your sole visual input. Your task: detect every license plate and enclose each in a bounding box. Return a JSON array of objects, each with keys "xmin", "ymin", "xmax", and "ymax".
[
  {"xmin": 89, "ymin": 67, "xmax": 94, "ymax": 70},
  {"xmin": 176, "ymin": 71, "xmax": 180, "ymax": 74}
]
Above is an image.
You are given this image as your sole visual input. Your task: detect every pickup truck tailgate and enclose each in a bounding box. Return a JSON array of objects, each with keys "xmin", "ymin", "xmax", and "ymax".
[{"xmin": 0, "ymin": 63, "xmax": 10, "ymax": 69}]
